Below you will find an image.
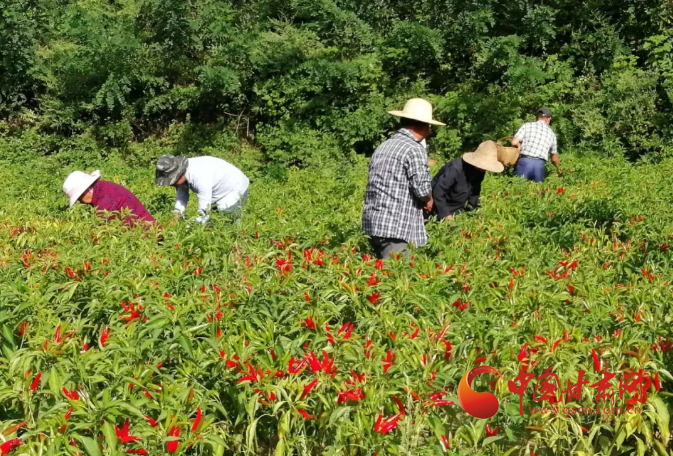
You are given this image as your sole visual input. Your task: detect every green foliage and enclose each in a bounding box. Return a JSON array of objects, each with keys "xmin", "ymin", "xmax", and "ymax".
[
  {"xmin": 1, "ymin": 154, "xmax": 673, "ymax": 455},
  {"xmin": 2, "ymin": 0, "xmax": 673, "ymax": 164}
]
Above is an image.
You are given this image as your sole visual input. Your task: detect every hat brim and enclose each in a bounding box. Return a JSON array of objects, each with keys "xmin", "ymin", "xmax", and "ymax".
[
  {"xmin": 462, "ymin": 152, "xmax": 505, "ymax": 173},
  {"xmin": 155, "ymin": 174, "xmax": 177, "ymax": 187},
  {"xmin": 389, "ymin": 111, "xmax": 446, "ymax": 126},
  {"xmin": 68, "ymin": 175, "xmax": 100, "ymax": 207}
]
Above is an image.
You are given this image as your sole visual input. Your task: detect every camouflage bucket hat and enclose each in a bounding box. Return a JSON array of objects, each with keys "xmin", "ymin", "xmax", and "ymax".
[{"xmin": 155, "ymin": 155, "xmax": 188, "ymax": 186}]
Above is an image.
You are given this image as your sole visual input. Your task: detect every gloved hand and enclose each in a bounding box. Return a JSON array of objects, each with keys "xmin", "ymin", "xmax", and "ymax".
[{"xmin": 194, "ymin": 214, "xmax": 210, "ymax": 225}]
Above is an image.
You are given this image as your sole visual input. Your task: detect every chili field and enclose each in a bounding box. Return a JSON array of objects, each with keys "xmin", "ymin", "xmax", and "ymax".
[{"xmin": 1, "ymin": 153, "xmax": 673, "ymax": 456}]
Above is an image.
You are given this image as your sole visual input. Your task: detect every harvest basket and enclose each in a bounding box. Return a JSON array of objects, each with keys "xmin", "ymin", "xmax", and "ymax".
[{"xmin": 496, "ymin": 136, "xmax": 520, "ymax": 167}]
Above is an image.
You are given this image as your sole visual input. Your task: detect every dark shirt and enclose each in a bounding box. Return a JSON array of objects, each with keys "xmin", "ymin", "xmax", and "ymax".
[
  {"xmin": 90, "ymin": 180, "xmax": 156, "ymax": 226},
  {"xmin": 431, "ymin": 158, "xmax": 485, "ymax": 219}
]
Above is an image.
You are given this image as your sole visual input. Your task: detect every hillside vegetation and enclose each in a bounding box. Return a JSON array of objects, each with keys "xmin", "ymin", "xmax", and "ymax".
[{"xmin": 1, "ymin": 0, "xmax": 673, "ymax": 165}]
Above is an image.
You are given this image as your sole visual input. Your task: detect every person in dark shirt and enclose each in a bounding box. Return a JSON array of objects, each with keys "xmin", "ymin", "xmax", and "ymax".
[
  {"xmin": 63, "ymin": 170, "xmax": 156, "ymax": 227},
  {"xmin": 432, "ymin": 141, "xmax": 504, "ymax": 220}
]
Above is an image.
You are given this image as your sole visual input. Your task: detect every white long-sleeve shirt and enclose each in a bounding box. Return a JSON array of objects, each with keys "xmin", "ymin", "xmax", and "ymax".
[{"xmin": 174, "ymin": 156, "xmax": 249, "ymax": 217}]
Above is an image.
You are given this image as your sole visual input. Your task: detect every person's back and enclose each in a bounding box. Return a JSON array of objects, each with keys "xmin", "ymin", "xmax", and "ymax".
[
  {"xmin": 90, "ymin": 180, "xmax": 155, "ymax": 225},
  {"xmin": 512, "ymin": 108, "xmax": 560, "ymax": 182},
  {"xmin": 362, "ymin": 129, "xmax": 431, "ymax": 248},
  {"xmin": 185, "ymin": 156, "xmax": 249, "ymax": 200}
]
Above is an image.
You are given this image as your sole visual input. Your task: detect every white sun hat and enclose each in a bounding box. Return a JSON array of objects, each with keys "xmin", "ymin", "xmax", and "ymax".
[
  {"xmin": 63, "ymin": 170, "xmax": 101, "ymax": 207},
  {"xmin": 388, "ymin": 98, "xmax": 446, "ymax": 126}
]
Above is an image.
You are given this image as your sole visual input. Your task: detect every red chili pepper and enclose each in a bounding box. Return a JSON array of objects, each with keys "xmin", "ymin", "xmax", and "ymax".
[
  {"xmin": 382, "ymin": 350, "xmax": 394, "ymax": 373},
  {"xmin": 145, "ymin": 416, "xmax": 158, "ymax": 427},
  {"xmin": 654, "ymin": 372, "xmax": 661, "ymax": 391},
  {"xmin": 534, "ymin": 335, "xmax": 547, "ymax": 343},
  {"xmin": 30, "ymin": 372, "xmax": 42, "ymax": 391},
  {"xmin": 438, "ymin": 324, "xmax": 450, "ymax": 341},
  {"xmin": 344, "ymin": 323, "xmax": 353, "ymax": 340},
  {"xmin": 288, "ymin": 357, "xmax": 305, "ymax": 374},
  {"xmin": 591, "ymin": 349, "xmax": 601, "ymax": 372},
  {"xmin": 167, "ymin": 426, "xmax": 180, "ymax": 453},
  {"xmin": 0, "ymin": 439, "xmax": 22, "ymax": 455},
  {"xmin": 430, "ymin": 391, "xmax": 447, "ymax": 401},
  {"xmin": 431, "ymin": 400, "xmax": 455, "ymax": 407},
  {"xmin": 441, "ymin": 435, "xmax": 450, "ymax": 450},
  {"xmin": 551, "ymin": 339, "xmax": 562, "ymax": 353},
  {"xmin": 191, "ymin": 407, "xmax": 202, "ymax": 433},
  {"xmin": 64, "ymin": 407, "xmax": 74, "ymax": 420},
  {"xmin": 410, "ymin": 327, "xmax": 420, "ymax": 339},
  {"xmin": 375, "ymin": 413, "xmax": 402, "ymax": 434},
  {"xmin": 62, "ymin": 387, "xmax": 80, "ymax": 401},
  {"xmin": 302, "ymin": 316, "xmax": 316, "ymax": 330},
  {"xmin": 509, "ymin": 278, "xmax": 514, "ymax": 290},
  {"xmin": 474, "ymin": 357, "xmax": 487, "ymax": 365},
  {"xmin": 99, "ymin": 326, "xmax": 111, "ymax": 347},
  {"xmin": 298, "ymin": 409, "xmax": 315, "ymax": 420},
  {"xmin": 563, "ymin": 329, "xmax": 570, "ymax": 342},
  {"xmin": 485, "ymin": 424, "xmax": 499, "ymax": 437},
  {"xmin": 392, "ymin": 396, "xmax": 406, "ymax": 415},
  {"xmin": 115, "ymin": 418, "xmax": 141, "ymax": 444},
  {"xmin": 301, "ymin": 378, "xmax": 319, "ymax": 399},
  {"xmin": 518, "ymin": 343, "xmax": 528, "ymax": 362}
]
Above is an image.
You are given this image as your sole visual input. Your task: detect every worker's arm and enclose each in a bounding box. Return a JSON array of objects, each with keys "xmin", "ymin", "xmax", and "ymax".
[
  {"xmin": 467, "ymin": 175, "xmax": 483, "ymax": 211},
  {"xmin": 192, "ymin": 178, "xmax": 214, "ymax": 224},
  {"xmin": 174, "ymin": 186, "xmax": 189, "ymax": 217},
  {"xmin": 405, "ymin": 147, "xmax": 433, "ymax": 212},
  {"xmin": 511, "ymin": 124, "xmax": 526, "ymax": 149},
  {"xmin": 511, "ymin": 136, "xmax": 521, "ymax": 148},
  {"xmin": 550, "ymin": 137, "xmax": 562, "ymax": 175}
]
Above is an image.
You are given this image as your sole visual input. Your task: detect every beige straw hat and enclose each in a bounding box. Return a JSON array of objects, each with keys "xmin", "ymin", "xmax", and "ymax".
[
  {"xmin": 462, "ymin": 141, "xmax": 505, "ymax": 173},
  {"xmin": 389, "ymin": 98, "xmax": 445, "ymax": 126}
]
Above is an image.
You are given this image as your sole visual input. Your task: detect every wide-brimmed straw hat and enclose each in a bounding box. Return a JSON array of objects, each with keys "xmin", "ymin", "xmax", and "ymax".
[
  {"xmin": 155, "ymin": 155, "xmax": 189, "ymax": 186},
  {"xmin": 389, "ymin": 98, "xmax": 445, "ymax": 126},
  {"xmin": 462, "ymin": 141, "xmax": 505, "ymax": 173},
  {"xmin": 63, "ymin": 170, "xmax": 101, "ymax": 208}
]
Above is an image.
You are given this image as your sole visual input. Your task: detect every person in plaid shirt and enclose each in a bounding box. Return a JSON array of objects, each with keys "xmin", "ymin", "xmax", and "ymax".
[
  {"xmin": 362, "ymin": 99, "xmax": 444, "ymax": 259},
  {"xmin": 511, "ymin": 108, "xmax": 561, "ymax": 182}
]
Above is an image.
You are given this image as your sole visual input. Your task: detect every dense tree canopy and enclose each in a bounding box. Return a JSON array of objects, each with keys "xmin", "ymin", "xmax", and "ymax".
[{"xmin": 1, "ymin": 0, "xmax": 672, "ymax": 164}]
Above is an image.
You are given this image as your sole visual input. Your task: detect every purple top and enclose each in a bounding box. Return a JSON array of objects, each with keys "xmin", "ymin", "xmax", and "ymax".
[{"xmin": 91, "ymin": 180, "xmax": 156, "ymax": 226}]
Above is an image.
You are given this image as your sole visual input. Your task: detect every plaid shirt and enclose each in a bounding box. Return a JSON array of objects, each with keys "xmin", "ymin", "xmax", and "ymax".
[
  {"xmin": 514, "ymin": 121, "xmax": 558, "ymax": 161},
  {"xmin": 362, "ymin": 129, "xmax": 432, "ymax": 246}
]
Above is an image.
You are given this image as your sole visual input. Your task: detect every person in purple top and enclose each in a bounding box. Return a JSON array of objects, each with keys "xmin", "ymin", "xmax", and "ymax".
[{"xmin": 63, "ymin": 170, "xmax": 156, "ymax": 227}]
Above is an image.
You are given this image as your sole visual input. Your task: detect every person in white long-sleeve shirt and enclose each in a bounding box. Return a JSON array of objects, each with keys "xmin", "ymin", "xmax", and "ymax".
[{"xmin": 155, "ymin": 155, "xmax": 250, "ymax": 224}]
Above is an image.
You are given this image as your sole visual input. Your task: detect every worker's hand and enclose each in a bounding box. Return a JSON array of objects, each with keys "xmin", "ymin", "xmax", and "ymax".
[
  {"xmin": 444, "ymin": 215, "xmax": 455, "ymax": 222},
  {"xmin": 194, "ymin": 215, "xmax": 211, "ymax": 225},
  {"xmin": 424, "ymin": 196, "xmax": 434, "ymax": 213}
]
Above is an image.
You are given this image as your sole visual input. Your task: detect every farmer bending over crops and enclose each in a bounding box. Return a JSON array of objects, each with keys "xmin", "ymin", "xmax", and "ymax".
[
  {"xmin": 511, "ymin": 107, "xmax": 561, "ymax": 183},
  {"xmin": 155, "ymin": 155, "xmax": 250, "ymax": 225},
  {"xmin": 63, "ymin": 170, "xmax": 157, "ymax": 227},
  {"xmin": 431, "ymin": 141, "xmax": 504, "ymax": 221},
  {"xmin": 362, "ymin": 98, "xmax": 445, "ymax": 259}
]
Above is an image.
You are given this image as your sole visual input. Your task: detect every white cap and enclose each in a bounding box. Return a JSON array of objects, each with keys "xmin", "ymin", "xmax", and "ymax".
[{"xmin": 63, "ymin": 170, "xmax": 101, "ymax": 207}]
